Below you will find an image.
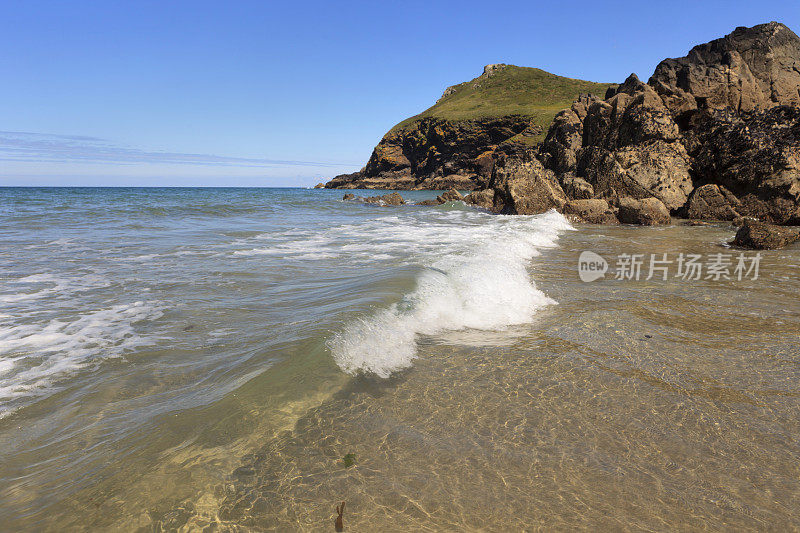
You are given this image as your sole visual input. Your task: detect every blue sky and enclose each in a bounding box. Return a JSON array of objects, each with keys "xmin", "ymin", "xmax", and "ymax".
[{"xmin": 1, "ymin": 0, "xmax": 798, "ymax": 187}]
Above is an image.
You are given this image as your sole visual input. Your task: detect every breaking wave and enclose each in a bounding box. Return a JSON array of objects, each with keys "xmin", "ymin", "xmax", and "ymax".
[{"xmin": 328, "ymin": 209, "xmax": 573, "ymax": 377}]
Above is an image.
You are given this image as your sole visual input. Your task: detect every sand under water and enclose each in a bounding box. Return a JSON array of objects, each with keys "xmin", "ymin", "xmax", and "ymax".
[{"xmin": 1, "ymin": 187, "xmax": 798, "ymax": 530}]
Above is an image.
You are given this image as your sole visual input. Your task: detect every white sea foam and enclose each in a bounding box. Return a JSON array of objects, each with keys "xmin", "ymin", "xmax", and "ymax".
[
  {"xmin": 328, "ymin": 209, "xmax": 573, "ymax": 377},
  {"xmin": 0, "ymin": 301, "xmax": 164, "ymax": 416},
  {"xmin": 0, "ymin": 273, "xmax": 111, "ymax": 304}
]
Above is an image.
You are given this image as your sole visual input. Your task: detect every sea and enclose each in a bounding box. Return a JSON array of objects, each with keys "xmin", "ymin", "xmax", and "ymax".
[{"xmin": 1, "ymin": 187, "xmax": 798, "ymax": 530}]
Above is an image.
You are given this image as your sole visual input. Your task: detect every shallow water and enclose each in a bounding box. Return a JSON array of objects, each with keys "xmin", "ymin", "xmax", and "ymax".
[{"xmin": 1, "ymin": 187, "xmax": 798, "ymax": 531}]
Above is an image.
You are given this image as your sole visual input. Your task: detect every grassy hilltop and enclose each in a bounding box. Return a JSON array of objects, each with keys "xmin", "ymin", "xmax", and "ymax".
[{"xmin": 394, "ymin": 65, "xmax": 614, "ymax": 142}]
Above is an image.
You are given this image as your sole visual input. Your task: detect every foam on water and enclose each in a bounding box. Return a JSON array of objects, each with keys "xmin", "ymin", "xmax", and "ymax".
[
  {"xmin": 0, "ymin": 301, "xmax": 164, "ymax": 417},
  {"xmin": 328, "ymin": 209, "xmax": 573, "ymax": 377}
]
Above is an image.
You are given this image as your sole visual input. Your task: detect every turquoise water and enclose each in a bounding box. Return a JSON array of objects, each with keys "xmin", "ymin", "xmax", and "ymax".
[{"xmin": 1, "ymin": 187, "xmax": 799, "ymax": 530}]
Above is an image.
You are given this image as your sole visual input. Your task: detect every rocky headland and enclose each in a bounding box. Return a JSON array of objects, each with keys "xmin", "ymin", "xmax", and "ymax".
[
  {"xmin": 324, "ymin": 65, "xmax": 613, "ymax": 190},
  {"xmin": 326, "ymin": 22, "xmax": 800, "ymax": 248}
]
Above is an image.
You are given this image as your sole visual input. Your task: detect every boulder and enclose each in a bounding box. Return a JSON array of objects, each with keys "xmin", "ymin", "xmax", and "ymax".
[
  {"xmin": 563, "ymin": 199, "xmax": 619, "ymax": 224},
  {"xmin": 539, "ymin": 107, "xmax": 585, "ymax": 174},
  {"xmin": 464, "ymin": 189, "xmax": 495, "ymax": 210},
  {"xmin": 342, "ymin": 193, "xmax": 355, "ymax": 201},
  {"xmin": 379, "ymin": 192, "xmax": 405, "ymax": 206},
  {"xmin": 436, "ymin": 188, "xmax": 464, "ymax": 203},
  {"xmin": 605, "ymin": 141, "xmax": 693, "ymax": 210},
  {"xmin": 490, "ymin": 155, "xmax": 567, "ymax": 215},
  {"xmin": 684, "ymin": 184, "xmax": 741, "ymax": 220},
  {"xmin": 363, "ymin": 192, "xmax": 405, "ymax": 206},
  {"xmin": 416, "ymin": 199, "xmax": 440, "ymax": 206},
  {"xmin": 731, "ymin": 219, "xmax": 800, "ymax": 249},
  {"xmin": 617, "ymin": 197, "xmax": 671, "ymax": 225}
]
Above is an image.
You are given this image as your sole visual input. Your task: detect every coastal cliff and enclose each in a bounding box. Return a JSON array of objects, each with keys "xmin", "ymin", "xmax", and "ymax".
[
  {"xmin": 487, "ymin": 21, "xmax": 800, "ymax": 227},
  {"xmin": 324, "ymin": 65, "xmax": 613, "ymax": 190},
  {"xmin": 326, "ymin": 21, "xmax": 800, "ymax": 235}
]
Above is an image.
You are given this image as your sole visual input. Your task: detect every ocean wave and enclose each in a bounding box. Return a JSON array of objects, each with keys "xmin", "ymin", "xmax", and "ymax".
[
  {"xmin": 328, "ymin": 209, "xmax": 573, "ymax": 377},
  {"xmin": 0, "ymin": 301, "xmax": 164, "ymax": 417},
  {"xmin": 0, "ymin": 273, "xmax": 111, "ymax": 304}
]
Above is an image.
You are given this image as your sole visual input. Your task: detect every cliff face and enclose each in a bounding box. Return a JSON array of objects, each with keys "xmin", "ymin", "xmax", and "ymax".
[
  {"xmin": 650, "ymin": 21, "xmax": 800, "ymax": 119},
  {"xmin": 325, "ymin": 65, "xmax": 613, "ymax": 190},
  {"xmin": 325, "ymin": 115, "xmax": 538, "ymax": 190},
  {"xmin": 498, "ymin": 21, "xmax": 800, "ymax": 225}
]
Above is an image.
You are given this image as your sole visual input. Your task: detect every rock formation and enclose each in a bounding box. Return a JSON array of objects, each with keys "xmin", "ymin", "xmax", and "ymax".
[
  {"xmin": 490, "ymin": 152, "xmax": 566, "ymax": 215},
  {"xmin": 650, "ymin": 21, "xmax": 800, "ymax": 118},
  {"xmin": 341, "ymin": 192, "xmax": 406, "ymax": 206},
  {"xmin": 494, "ymin": 21, "xmax": 800, "ymax": 226},
  {"xmin": 324, "ymin": 65, "xmax": 612, "ymax": 190},
  {"xmin": 330, "ymin": 22, "xmax": 800, "ymax": 230},
  {"xmin": 325, "ymin": 116, "xmax": 538, "ymax": 190},
  {"xmin": 732, "ymin": 219, "xmax": 800, "ymax": 249}
]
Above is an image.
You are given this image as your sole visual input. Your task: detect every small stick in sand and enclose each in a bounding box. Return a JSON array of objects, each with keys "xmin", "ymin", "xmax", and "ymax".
[{"xmin": 335, "ymin": 501, "xmax": 345, "ymax": 531}]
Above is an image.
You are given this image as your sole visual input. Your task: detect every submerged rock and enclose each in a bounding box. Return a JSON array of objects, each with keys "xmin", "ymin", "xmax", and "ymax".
[
  {"xmin": 464, "ymin": 189, "xmax": 495, "ymax": 210},
  {"xmin": 436, "ymin": 188, "xmax": 464, "ymax": 203},
  {"xmin": 617, "ymin": 197, "xmax": 671, "ymax": 225},
  {"xmin": 344, "ymin": 192, "xmax": 406, "ymax": 206},
  {"xmin": 563, "ymin": 199, "xmax": 619, "ymax": 224},
  {"xmin": 416, "ymin": 199, "xmax": 441, "ymax": 206},
  {"xmin": 366, "ymin": 192, "xmax": 405, "ymax": 206},
  {"xmin": 731, "ymin": 219, "xmax": 800, "ymax": 249}
]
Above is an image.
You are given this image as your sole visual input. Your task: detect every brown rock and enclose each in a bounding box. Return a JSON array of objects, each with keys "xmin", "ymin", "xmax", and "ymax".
[
  {"xmin": 325, "ymin": 116, "xmax": 533, "ymax": 190},
  {"xmin": 463, "ymin": 189, "xmax": 495, "ymax": 209},
  {"xmin": 541, "ymin": 23, "xmax": 800, "ymax": 228},
  {"xmin": 462, "ymin": 189, "xmax": 494, "ymax": 210},
  {"xmin": 691, "ymin": 106, "xmax": 800, "ymax": 225},
  {"xmin": 362, "ymin": 192, "xmax": 405, "ymax": 206},
  {"xmin": 418, "ymin": 174, "xmax": 477, "ymax": 191},
  {"xmin": 547, "ymin": 74, "xmax": 693, "ymax": 210},
  {"xmin": 342, "ymin": 193, "xmax": 355, "ymax": 201},
  {"xmin": 731, "ymin": 219, "xmax": 800, "ymax": 249},
  {"xmin": 563, "ymin": 199, "xmax": 619, "ymax": 224},
  {"xmin": 684, "ymin": 184, "xmax": 741, "ymax": 220},
  {"xmin": 436, "ymin": 188, "xmax": 464, "ymax": 203},
  {"xmin": 650, "ymin": 22, "xmax": 800, "ymax": 117},
  {"xmin": 379, "ymin": 192, "xmax": 405, "ymax": 206},
  {"xmin": 561, "ymin": 175, "xmax": 594, "ymax": 200},
  {"xmin": 540, "ymin": 108, "xmax": 585, "ymax": 174},
  {"xmin": 416, "ymin": 199, "xmax": 441, "ymax": 207},
  {"xmin": 491, "ymin": 155, "xmax": 567, "ymax": 215},
  {"xmin": 617, "ymin": 197, "xmax": 672, "ymax": 225}
]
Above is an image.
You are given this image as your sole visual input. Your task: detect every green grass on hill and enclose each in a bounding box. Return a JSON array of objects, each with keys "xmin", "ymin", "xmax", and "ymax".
[{"xmin": 393, "ymin": 65, "xmax": 614, "ymax": 142}]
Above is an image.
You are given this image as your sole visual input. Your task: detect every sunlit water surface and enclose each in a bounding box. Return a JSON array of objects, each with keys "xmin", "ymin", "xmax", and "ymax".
[{"xmin": 0, "ymin": 187, "xmax": 798, "ymax": 531}]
